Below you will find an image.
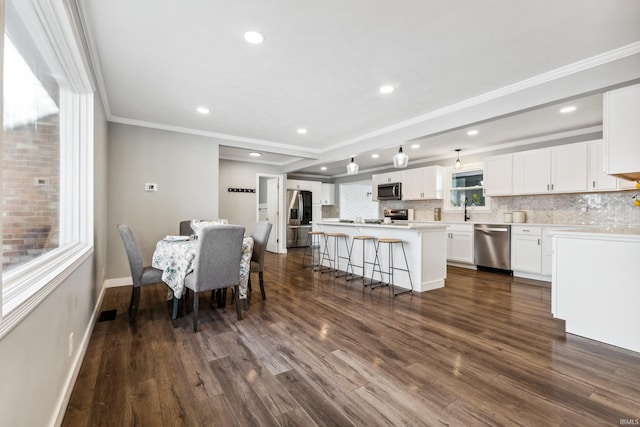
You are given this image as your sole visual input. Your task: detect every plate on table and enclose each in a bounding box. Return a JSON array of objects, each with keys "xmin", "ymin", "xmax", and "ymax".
[{"xmin": 163, "ymin": 235, "xmax": 191, "ymax": 242}]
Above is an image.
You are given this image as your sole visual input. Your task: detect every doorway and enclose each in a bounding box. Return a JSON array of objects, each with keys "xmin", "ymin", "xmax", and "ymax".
[{"xmin": 257, "ymin": 174, "xmax": 286, "ymax": 253}]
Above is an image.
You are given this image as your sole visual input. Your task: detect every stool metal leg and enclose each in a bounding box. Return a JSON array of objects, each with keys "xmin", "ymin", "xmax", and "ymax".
[
  {"xmin": 393, "ymin": 241, "xmax": 413, "ymax": 296},
  {"xmin": 369, "ymin": 241, "xmax": 387, "ymax": 290}
]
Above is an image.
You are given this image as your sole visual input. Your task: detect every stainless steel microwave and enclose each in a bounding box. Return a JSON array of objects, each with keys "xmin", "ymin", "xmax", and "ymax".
[{"xmin": 377, "ymin": 182, "xmax": 402, "ymax": 200}]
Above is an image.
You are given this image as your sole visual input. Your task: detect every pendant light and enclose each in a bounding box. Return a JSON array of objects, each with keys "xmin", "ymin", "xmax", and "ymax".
[
  {"xmin": 393, "ymin": 146, "xmax": 409, "ymax": 168},
  {"xmin": 455, "ymin": 148, "xmax": 462, "ymax": 169},
  {"xmin": 346, "ymin": 157, "xmax": 359, "ymax": 175}
]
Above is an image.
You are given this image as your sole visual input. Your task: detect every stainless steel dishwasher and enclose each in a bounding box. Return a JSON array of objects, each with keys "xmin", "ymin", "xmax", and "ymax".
[{"xmin": 474, "ymin": 224, "xmax": 512, "ymax": 271}]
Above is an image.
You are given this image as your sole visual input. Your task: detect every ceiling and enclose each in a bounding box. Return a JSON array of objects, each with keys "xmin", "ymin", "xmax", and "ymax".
[{"xmin": 79, "ymin": 0, "xmax": 640, "ymax": 177}]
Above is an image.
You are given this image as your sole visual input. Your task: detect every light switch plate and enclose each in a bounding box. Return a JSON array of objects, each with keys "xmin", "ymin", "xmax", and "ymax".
[{"xmin": 145, "ymin": 183, "xmax": 157, "ymax": 192}]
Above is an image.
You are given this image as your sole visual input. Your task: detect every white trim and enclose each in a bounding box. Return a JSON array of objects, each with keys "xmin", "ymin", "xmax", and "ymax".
[
  {"xmin": 104, "ymin": 277, "xmax": 132, "ymax": 288},
  {"xmin": 109, "ymin": 115, "xmax": 323, "ymax": 158},
  {"xmin": 1, "ymin": 0, "xmax": 95, "ymax": 333},
  {"xmin": 321, "ymin": 42, "xmax": 640, "ymax": 153},
  {"xmin": 52, "ymin": 281, "xmax": 106, "ymax": 427},
  {"xmin": 0, "ymin": 247, "xmax": 92, "ymax": 340}
]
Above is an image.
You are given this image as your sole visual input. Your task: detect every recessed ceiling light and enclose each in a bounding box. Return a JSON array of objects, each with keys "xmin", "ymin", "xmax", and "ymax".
[
  {"xmin": 560, "ymin": 106, "xmax": 577, "ymax": 113},
  {"xmin": 321, "ymin": 166, "xmax": 327, "ymax": 171},
  {"xmin": 297, "ymin": 128, "xmax": 307, "ymax": 134},
  {"xmin": 244, "ymin": 31, "xmax": 264, "ymax": 44},
  {"xmin": 379, "ymin": 85, "xmax": 394, "ymax": 94},
  {"xmin": 249, "ymin": 152, "xmax": 262, "ymax": 157},
  {"xmin": 371, "ymin": 153, "xmax": 379, "ymax": 158},
  {"xmin": 196, "ymin": 107, "xmax": 210, "ymax": 114},
  {"xmin": 467, "ymin": 130, "xmax": 479, "ymax": 136},
  {"xmin": 411, "ymin": 144, "xmax": 420, "ymax": 149}
]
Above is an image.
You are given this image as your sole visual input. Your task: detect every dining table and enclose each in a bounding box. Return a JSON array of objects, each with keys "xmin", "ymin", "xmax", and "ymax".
[{"xmin": 151, "ymin": 235, "xmax": 254, "ymax": 317}]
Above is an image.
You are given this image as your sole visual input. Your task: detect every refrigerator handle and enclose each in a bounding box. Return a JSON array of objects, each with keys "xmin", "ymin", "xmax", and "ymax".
[{"xmin": 298, "ymin": 194, "xmax": 303, "ymax": 220}]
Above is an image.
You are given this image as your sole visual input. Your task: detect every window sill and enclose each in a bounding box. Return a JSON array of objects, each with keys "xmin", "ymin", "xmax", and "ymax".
[{"xmin": 0, "ymin": 244, "xmax": 93, "ymax": 340}]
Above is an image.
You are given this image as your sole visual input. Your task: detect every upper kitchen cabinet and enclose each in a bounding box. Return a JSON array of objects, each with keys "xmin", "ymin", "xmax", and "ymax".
[
  {"xmin": 588, "ymin": 139, "xmax": 619, "ymax": 191},
  {"xmin": 513, "ymin": 143, "xmax": 588, "ymax": 194},
  {"xmin": 604, "ymin": 84, "xmax": 640, "ymax": 182},
  {"xmin": 286, "ymin": 179, "xmax": 313, "ymax": 191},
  {"xmin": 372, "ymin": 171, "xmax": 403, "ymax": 185},
  {"xmin": 320, "ymin": 183, "xmax": 335, "ymax": 205},
  {"xmin": 483, "ymin": 154, "xmax": 513, "ymax": 196},
  {"xmin": 402, "ymin": 166, "xmax": 444, "ymax": 200}
]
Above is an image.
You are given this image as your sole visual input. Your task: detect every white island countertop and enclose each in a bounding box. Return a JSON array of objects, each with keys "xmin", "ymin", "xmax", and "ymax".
[
  {"xmin": 549, "ymin": 226, "xmax": 640, "ymax": 240},
  {"xmin": 314, "ymin": 221, "xmax": 447, "ymax": 293},
  {"xmin": 316, "ymin": 221, "xmax": 447, "ymax": 230}
]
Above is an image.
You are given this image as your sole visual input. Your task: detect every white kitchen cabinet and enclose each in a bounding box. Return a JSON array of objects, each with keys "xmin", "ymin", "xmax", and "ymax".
[
  {"xmin": 515, "ymin": 148, "xmax": 550, "ymax": 194},
  {"xmin": 604, "ymin": 83, "xmax": 640, "ymax": 181},
  {"xmin": 320, "ymin": 183, "xmax": 335, "ymax": 205},
  {"xmin": 446, "ymin": 223, "xmax": 474, "ymax": 264},
  {"xmin": 402, "ymin": 166, "xmax": 444, "ymax": 200},
  {"xmin": 588, "ymin": 139, "xmax": 618, "ymax": 191},
  {"xmin": 483, "ymin": 154, "xmax": 513, "ymax": 196},
  {"xmin": 286, "ymin": 179, "xmax": 313, "ymax": 191},
  {"xmin": 511, "ymin": 226, "xmax": 542, "ymax": 274},
  {"xmin": 513, "ymin": 143, "xmax": 588, "ymax": 194},
  {"xmin": 551, "ymin": 142, "xmax": 588, "ymax": 193},
  {"xmin": 372, "ymin": 171, "xmax": 403, "ymax": 185}
]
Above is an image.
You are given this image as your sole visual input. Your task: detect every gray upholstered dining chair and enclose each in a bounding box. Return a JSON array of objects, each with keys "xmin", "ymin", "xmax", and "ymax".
[
  {"xmin": 248, "ymin": 221, "xmax": 273, "ymax": 300},
  {"xmin": 179, "ymin": 220, "xmax": 192, "ymax": 236},
  {"xmin": 117, "ymin": 224, "xmax": 164, "ymax": 322},
  {"xmin": 183, "ymin": 224, "xmax": 245, "ymax": 332}
]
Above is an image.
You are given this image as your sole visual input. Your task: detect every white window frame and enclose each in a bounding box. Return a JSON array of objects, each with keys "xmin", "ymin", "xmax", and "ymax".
[
  {"xmin": 0, "ymin": 0, "xmax": 94, "ymax": 338},
  {"xmin": 443, "ymin": 162, "xmax": 492, "ymax": 213}
]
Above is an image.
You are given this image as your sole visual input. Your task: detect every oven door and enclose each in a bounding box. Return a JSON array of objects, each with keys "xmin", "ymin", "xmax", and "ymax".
[{"xmin": 377, "ymin": 183, "xmax": 401, "ymax": 200}]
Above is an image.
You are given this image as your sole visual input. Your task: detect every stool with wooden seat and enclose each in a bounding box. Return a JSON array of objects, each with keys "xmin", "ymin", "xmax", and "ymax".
[
  {"xmin": 345, "ymin": 235, "xmax": 376, "ymax": 287},
  {"xmin": 370, "ymin": 237, "xmax": 413, "ymax": 296},
  {"xmin": 302, "ymin": 231, "xmax": 326, "ymax": 271},
  {"xmin": 320, "ymin": 232, "xmax": 350, "ymax": 278}
]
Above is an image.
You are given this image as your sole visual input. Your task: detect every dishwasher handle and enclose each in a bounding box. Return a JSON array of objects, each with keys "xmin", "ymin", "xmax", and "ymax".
[{"xmin": 477, "ymin": 227, "xmax": 509, "ymax": 232}]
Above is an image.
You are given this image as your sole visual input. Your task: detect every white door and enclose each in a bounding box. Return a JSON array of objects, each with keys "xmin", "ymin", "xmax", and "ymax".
[{"xmin": 266, "ymin": 178, "xmax": 279, "ymax": 253}]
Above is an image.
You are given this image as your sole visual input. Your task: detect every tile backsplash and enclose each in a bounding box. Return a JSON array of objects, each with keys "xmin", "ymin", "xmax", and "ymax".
[{"xmin": 381, "ymin": 190, "xmax": 640, "ymax": 226}]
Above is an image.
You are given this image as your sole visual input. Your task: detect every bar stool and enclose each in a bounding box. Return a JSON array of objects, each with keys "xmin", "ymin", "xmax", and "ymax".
[
  {"xmin": 371, "ymin": 238, "xmax": 413, "ymax": 296},
  {"xmin": 345, "ymin": 235, "xmax": 376, "ymax": 287},
  {"xmin": 302, "ymin": 231, "xmax": 326, "ymax": 271},
  {"xmin": 320, "ymin": 232, "xmax": 350, "ymax": 277}
]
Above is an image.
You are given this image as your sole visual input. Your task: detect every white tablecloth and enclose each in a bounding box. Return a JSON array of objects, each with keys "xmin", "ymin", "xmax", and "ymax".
[{"xmin": 152, "ymin": 236, "xmax": 253, "ymax": 299}]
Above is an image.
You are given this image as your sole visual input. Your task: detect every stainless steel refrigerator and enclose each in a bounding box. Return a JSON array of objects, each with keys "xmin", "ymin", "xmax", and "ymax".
[{"xmin": 286, "ymin": 189, "xmax": 312, "ymax": 247}]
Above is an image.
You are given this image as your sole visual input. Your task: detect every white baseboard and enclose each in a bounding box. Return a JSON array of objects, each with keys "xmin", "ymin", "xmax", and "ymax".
[
  {"xmin": 104, "ymin": 276, "xmax": 132, "ymax": 288},
  {"xmin": 52, "ymin": 281, "xmax": 107, "ymax": 427}
]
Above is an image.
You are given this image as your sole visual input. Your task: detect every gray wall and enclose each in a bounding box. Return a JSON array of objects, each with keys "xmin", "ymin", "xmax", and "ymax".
[
  {"xmin": 107, "ymin": 123, "xmax": 220, "ymax": 278},
  {"xmin": 219, "ymin": 159, "xmax": 282, "ymax": 232}
]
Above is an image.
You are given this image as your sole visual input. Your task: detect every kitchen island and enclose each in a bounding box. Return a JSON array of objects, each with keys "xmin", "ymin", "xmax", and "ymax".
[
  {"xmin": 552, "ymin": 227, "xmax": 640, "ymax": 353},
  {"xmin": 314, "ymin": 221, "xmax": 447, "ymax": 292}
]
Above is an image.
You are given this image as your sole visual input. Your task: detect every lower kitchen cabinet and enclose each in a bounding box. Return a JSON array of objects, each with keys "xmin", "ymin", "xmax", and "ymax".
[
  {"xmin": 446, "ymin": 223, "xmax": 474, "ymax": 265},
  {"xmin": 511, "ymin": 226, "xmax": 542, "ymax": 274}
]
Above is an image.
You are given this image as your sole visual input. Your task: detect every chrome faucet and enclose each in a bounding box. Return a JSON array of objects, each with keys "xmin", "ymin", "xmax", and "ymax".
[{"xmin": 464, "ymin": 198, "xmax": 470, "ymax": 222}]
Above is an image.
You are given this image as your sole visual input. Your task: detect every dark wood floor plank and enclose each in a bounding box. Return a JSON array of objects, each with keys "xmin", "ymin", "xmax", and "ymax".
[
  {"xmin": 209, "ymin": 355, "xmax": 279, "ymax": 427},
  {"xmin": 63, "ymin": 249, "xmax": 640, "ymax": 425},
  {"xmin": 274, "ymin": 369, "xmax": 356, "ymax": 427}
]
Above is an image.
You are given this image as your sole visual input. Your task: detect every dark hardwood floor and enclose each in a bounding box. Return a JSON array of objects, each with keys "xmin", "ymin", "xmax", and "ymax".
[{"xmin": 63, "ymin": 249, "xmax": 640, "ymax": 426}]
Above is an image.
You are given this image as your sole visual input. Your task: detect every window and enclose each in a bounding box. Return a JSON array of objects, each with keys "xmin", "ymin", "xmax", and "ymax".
[
  {"xmin": 444, "ymin": 163, "xmax": 489, "ymax": 212},
  {"xmin": 3, "ymin": 34, "xmax": 61, "ymax": 273},
  {"xmin": 1, "ymin": 0, "xmax": 93, "ymax": 330}
]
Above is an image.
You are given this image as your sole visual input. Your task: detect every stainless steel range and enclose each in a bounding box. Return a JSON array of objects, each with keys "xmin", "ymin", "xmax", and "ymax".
[{"xmin": 383, "ymin": 208, "xmax": 414, "ymax": 221}]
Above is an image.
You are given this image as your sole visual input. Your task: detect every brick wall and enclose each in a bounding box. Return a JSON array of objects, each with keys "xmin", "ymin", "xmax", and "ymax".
[{"xmin": 2, "ymin": 114, "xmax": 60, "ymax": 270}]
